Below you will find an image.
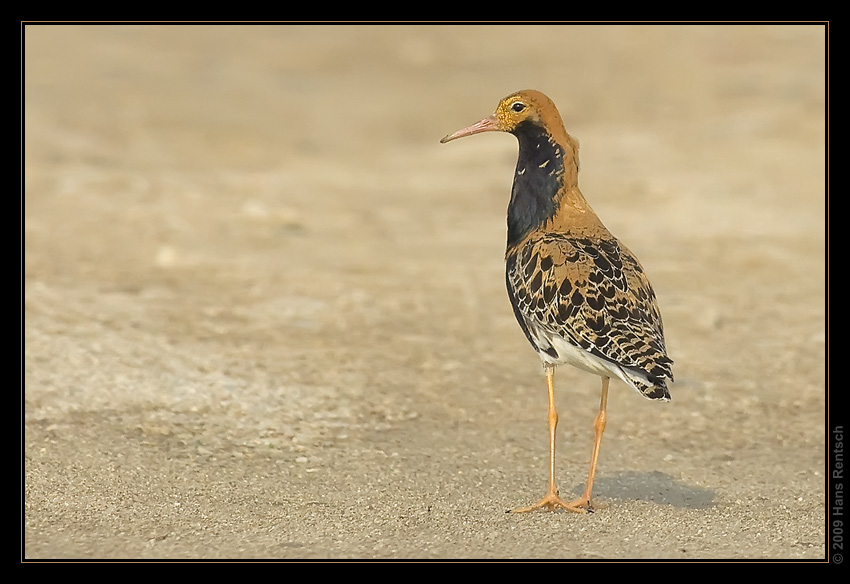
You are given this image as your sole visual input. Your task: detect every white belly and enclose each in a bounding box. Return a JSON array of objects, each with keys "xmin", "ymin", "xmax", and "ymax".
[
  {"xmin": 528, "ymin": 324, "xmax": 650, "ymax": 393},
  {"xmin": 541, "ymin": 332, "xmax": 619, "ymax": 376}
]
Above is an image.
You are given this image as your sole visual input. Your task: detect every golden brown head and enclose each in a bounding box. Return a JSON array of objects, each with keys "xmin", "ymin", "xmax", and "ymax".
[{"xmin": 440, "ymin": 89, "xmax": 567, "ymax": 143}]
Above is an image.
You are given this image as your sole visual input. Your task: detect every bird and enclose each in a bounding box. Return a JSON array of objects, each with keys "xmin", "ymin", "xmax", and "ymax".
[{"xmin": 440, "ymin": 90, "xmax": 673, "ymax": 513}]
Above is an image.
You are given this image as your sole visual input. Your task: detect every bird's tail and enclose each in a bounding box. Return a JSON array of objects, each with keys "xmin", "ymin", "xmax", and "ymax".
[{"xmin": 620, "ymin": 366, "xmax": 671, "ymax": 401}]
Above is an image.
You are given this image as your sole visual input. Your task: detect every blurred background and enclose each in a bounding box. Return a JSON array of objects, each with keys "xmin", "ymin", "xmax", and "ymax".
[{"xmin": 24, "ymin": 24, "xmax": 826, "ymax": 559}]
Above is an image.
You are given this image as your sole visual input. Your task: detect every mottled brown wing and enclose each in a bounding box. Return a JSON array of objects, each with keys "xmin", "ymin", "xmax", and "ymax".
[{"xmin": 507, "ymin": 233, "xmax": 673, "ymax": 388}]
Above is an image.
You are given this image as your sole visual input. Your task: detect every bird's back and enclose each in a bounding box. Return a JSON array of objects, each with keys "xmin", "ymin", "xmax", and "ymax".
[{"xmin": 506, "ymin": 225, "xmax": 673, "ymax": 400}]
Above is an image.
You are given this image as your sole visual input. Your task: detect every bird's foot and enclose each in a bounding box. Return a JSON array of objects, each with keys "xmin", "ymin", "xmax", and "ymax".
[
  {"xmin": 564, "ymin": 495, "xmax": 607, "ymax": 514},
  {"xmin": 508, "ymin": 489, "xmax": 588, "ymax": 514}
]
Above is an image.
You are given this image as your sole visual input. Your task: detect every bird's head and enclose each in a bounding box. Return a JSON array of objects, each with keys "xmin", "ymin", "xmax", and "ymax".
[{"xmin": 440, "ymin": 89, "xmax": 564, "ymax": 143}]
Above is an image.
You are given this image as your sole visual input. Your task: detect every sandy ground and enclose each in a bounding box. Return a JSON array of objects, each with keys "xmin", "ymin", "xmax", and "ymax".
[{"xmin": 23, "ymin": 24, "xmax": 827, "ymax": 560}]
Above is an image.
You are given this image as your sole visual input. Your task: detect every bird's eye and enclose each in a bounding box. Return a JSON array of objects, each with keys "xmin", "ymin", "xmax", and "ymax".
[{"xmin": 511, "ymin": 102, "xmax": 526, "ymax": 113}]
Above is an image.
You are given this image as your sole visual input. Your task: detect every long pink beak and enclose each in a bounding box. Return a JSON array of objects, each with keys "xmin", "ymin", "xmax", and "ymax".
[{"xmin": 440, "ymin": 116, "xmax": 501, "ymax": 143}]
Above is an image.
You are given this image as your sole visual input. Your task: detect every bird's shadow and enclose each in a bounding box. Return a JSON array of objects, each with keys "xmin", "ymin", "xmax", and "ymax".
[{"xmin": 570, "ymin": 470, "xmax": 715, "ymax": 509}]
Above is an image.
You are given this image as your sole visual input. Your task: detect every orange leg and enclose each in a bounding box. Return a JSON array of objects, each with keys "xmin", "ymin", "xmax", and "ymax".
[
  {"xmin": 510, "ymin": 365, "xmax": 586, "ymax": 514},
  {"xmin": 568, "ymin": 376, "xmax": 610, "ymax": 512}
]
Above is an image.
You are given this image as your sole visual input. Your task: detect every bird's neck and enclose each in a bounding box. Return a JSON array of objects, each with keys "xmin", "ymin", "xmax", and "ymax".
[{"xmin": 506, "ymin": 122, "xmax": 583, "ymax": 248}]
